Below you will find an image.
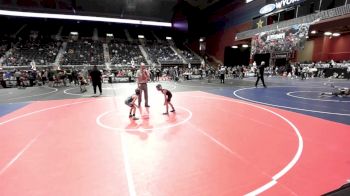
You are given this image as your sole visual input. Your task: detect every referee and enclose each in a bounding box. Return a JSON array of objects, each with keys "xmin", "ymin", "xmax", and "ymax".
[
  {"xmin": 90, "ymin": 65, "xmax": 102, "ymax": 95},
  {"xmin": 136, "ymin": 63, "xmax": 150, "ymax": 107},
  {"xmin": 255, "ymin": 61, "xmax": 267, "ymax": 88}
]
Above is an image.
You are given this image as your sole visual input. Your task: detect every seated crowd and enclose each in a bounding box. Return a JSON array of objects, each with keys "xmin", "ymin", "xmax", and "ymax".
[
  {"xmin": 61, "ymin": 40, "xmax": 104, "ymax": 65},
  {"xmin": 145, "ymin": 44, "xmax": 181, "ymax": 64},
  {"xmin": 3, "ymin": 38, "xmax": 61, "ymax": 66},
  {"xmin": 181, "ymin": 50, "xmax": 201, "ymax": 63},
  {"xmin": 109, "ymin": 40, "xmax": 145, "ymax": 66},
  {"xmin": 0, "ymin": 38, "xmax": 12, "ymax": 58},
  {"xmin": 0, "ymin": 32, "xmax": 201, "ymax": 68}
]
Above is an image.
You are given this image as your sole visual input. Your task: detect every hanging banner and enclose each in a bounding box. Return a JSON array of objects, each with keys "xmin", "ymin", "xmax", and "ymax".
[{"xmin": 251, "ymin": 23, "xmax": 310, "ymax": 56}]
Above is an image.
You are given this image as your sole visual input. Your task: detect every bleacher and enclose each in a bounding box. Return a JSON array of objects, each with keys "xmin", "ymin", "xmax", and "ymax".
[
  {"xmin": 181, "ymin": 49, "xmax": 201, "ymax": 64},
  {"xmin": 3, "ymin": 38, "xmax": 61, "ymax": 66},
  {"xmin": 145, "ymin": 43, "xmax": 182, "ymax": 65},
  {"xmin": 0, "ymin": 16, "xmax": 204, "ymax": 69},
  {"xmin": 109, "ymin": 40, "xmax": 145, "ymax": 66},
  {"xmin": 61, "ymin": 40, "xmax": 104, "ymax": 65},
  {"xmin": 0, "ymin": 38, "xmax": 12, "ymax": 58}
]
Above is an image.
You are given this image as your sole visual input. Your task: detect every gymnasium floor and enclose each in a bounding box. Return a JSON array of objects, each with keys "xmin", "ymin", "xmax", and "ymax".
[{"xmin": 0, "ymin": 77, "xmax": 349, "ymax": 196}]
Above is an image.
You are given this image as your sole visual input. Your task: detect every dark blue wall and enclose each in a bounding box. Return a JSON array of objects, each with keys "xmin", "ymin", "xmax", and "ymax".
[{"xmin": 206, "ymin": 0, "xmax": 266, "ymax": 35}]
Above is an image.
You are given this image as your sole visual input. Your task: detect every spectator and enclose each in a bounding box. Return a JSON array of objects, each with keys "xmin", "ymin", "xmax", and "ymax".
[
  {"xmin": 0, "ymin": 70, "xmax": 6, "ymax": 88},
  {"xmin": 219, "ymin": 65, "xmax": 225, "ymax": 84}
]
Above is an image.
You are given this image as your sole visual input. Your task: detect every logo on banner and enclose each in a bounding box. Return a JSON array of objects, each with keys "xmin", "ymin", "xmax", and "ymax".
[
  {"xmin": 266, "ymin": 33, "xmax": 285, "ymax": 41},
  {"xmin": 259, "ymin": 0, "xmax": 304, "ymax": 15},
  {"xmin": 275, "ymin": 0, "xmax": 303, "ymax": 9},
  {"xmin": 259, "ymin": 4, "xmax": 276, "ymax": 15}
]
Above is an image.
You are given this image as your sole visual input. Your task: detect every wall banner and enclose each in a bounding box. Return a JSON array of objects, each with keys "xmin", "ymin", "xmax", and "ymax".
[{"xmin": 251, "ymin": 23, "xmax": 310, "ymax": 56}]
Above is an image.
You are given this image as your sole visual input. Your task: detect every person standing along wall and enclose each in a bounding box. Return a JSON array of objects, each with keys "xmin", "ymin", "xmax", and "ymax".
[
  {"xmin": 0, "ymin": 70, "xmax": 6, "ymax": 88},
  {"xmin": 155, "ymin": 68, "xmax": 160, "ymax": 81},
  {"xmin": 220, "ymin": 66, "xmax": 226, "ymax": 84},
  {"xmin": 14, "ymin": 69, "xmax": 21, "ymax": 87},
  {"xmin": 136, "ymin": 63, "xmax": 150, "ymax": 107}
]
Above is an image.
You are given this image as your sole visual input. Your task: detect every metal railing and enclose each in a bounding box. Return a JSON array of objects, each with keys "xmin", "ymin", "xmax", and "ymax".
[{"xmin": 235, "ymin": 4, "xmax": 350, "ymax": 41}]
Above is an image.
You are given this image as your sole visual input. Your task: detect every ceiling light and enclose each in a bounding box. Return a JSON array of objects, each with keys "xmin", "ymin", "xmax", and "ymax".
[
  {"xmin": 324, "ymin": 32, "xmax": 332, "ymax": 36},
  {"xmin": 166, "ymin": 37, "xmax": 172, "ymax": 40},
  {"xmin": 0, "ymin": 9, "xmax": 172, "ymax": 27},
  {"xmin": 332, "ymin": 33, "xmax": 340, "ymax": 36},
  {"xmin": 232, "ymin": 46, "xmax": 238, "ymax": 48},
  {"xmin": 242, "ymin": 44, "xmax": 249, "ymax": 48},
  {"xmin": 106, "ymin": 33, "xmax": 113, "ymax": 37},
  {"xmin": 311, "ymin": 30, "xmax": 317, "ymax": 34},
  {"xmin": 70, "ymin": 32, "xmax": 78, "ymax": 35},
  {"xmin": 138, "ymin": 35, "xmax": 144, "ymax": 39}
]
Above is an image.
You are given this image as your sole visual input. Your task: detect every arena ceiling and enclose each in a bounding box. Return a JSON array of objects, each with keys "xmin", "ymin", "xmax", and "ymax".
[
  {"xmin": 72, "ymin": 0, "xmax": 230, "ymax": 28},
  {"xmin": 74, "ymin": 0, "xmax": 178, "ymax": 21},
  {"xmin": 0, "ymin": 0, "xmax": 178, "ymax": 22},
  {"xmin": 0, "ymin": 0, "xmax": 232, "ymax": 22},
  {"xmin": 184, "ymin": 0, "xmax": 221, "ymax": 9}
]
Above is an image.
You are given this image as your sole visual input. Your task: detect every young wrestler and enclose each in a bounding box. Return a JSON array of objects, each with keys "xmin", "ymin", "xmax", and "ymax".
[
  {"xmin": 125, "ymin": 88, "xmax": 140, "ymax": 120},
  {"xmin": 156, "ymin": 84, "xmax": 175, "ymax": 115},
  {"xmin": 78, "ymin": 72, "xmax": 87, "ymax": 93},
  {"xmin": 320, "ymin": 87, "xmax": 350, "ymax": 97},
  {"xmin": 320, "ymin": 82, "xmax": 350, "ymax": 97}
]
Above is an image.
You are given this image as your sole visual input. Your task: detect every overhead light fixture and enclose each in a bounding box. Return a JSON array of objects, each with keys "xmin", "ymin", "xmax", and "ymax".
[
  {"xmin": 166, "ymin": 37, "xmax": 172, "ymax": 40},
  {"xmin": 140, "ymin": 21, "xmax": 171, "ymax": 27},
  {"xmin": 70, "ymin": 32, "xmax": 78, "ymax": 35},
  {"xmin": 199, "ymin": 38, "xmax": 204, "ymax": 42},
  {"xmin": 0, "ymin": 9, "xmax": 172, "ymax": 27},
  {"xmin": 138, "ymin": 35, "xmax": 144, "ymax": 39},
  {"xmin": 106, "ymin": 33, "xmax": 113, "ymax": 37},
  {"xmin": 311, "ymin": 30, "xmax": 317, "ymax": 34},
  {"xmin": 242, "ymin": 44, "xmax": 249, "ymax": 48},
  {"xmin": 324, "ymin": 32, "xmax": 332, "ymax": 36},
  {"xmin": 332, "ymin": 32, "xmax": 340, "ymax": 37},
  {"xmin": 232, "ymin": 46, "xmax": 238, "ymax": 48}
]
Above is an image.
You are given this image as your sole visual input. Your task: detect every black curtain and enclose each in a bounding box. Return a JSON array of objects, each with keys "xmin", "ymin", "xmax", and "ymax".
[
  {"xmin": 224, "ymin": 46, "xmax": 250, "ymax": 67},
  {"xmin": 253, "ymin": 53, "xmax": 270, "ymax": 67}
]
